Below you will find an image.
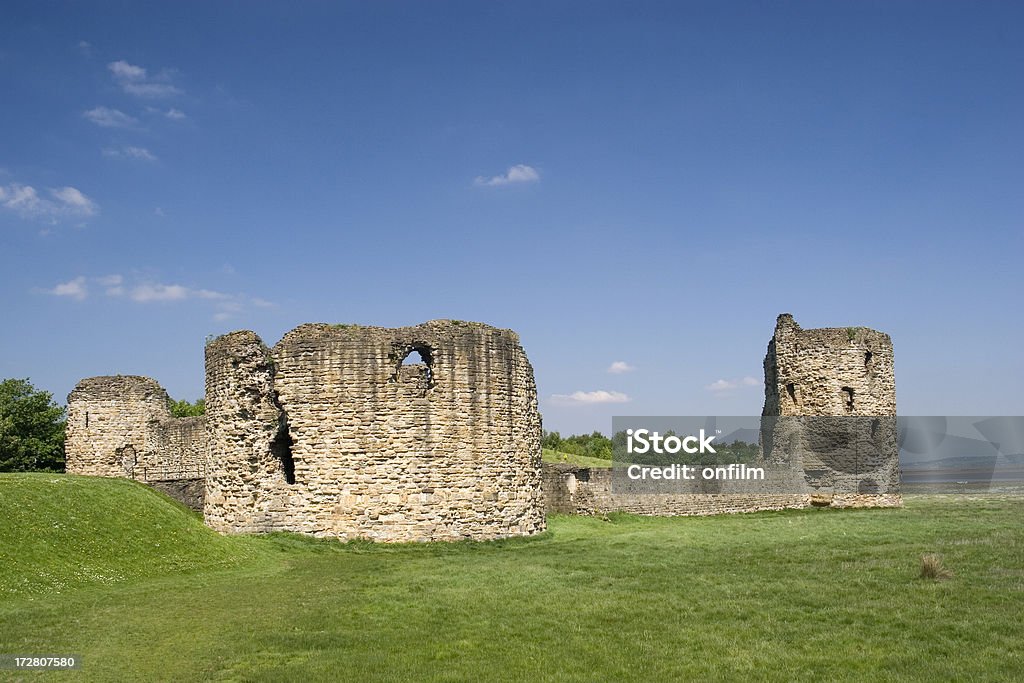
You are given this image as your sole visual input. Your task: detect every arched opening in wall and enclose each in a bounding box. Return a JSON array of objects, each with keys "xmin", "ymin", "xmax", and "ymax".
[
  {"xmin": 786, "ymin": 383, "xmax": 798, "ymax": 405},
  {"xmin": 117, "ymin": 444, "xmax": 137, "ymax": 478},
  {"xmin": 403, "ymin": 349, "xmax": 427, "ymax": 366},
  {"xmin": 395, "ymin": 344, "xmax": 434, "ymax": 389},
  {"xmin": 271, "ymin": 422, "xmax": 296, "ymax": 485},
  {"xmin": 842, "ymin": 387, "xmax": 855, "ymax": 413}
]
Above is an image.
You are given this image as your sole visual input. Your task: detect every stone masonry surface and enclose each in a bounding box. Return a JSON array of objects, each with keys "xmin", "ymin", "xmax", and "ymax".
[
  {"xmin": 203, "ymin": 321, "xmax": 545, "ymax": 541},
  {"xmin": 66, "ymin": 376, "xmax": 207, "ymax": 481}
]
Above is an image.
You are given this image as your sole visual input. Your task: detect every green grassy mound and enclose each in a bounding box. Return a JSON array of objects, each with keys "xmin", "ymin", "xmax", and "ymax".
[
  {"xmin": 542, "ymin": 447, "xmax": 613, "ymax": 468},
  {"xmin": 0, "ymin": 473, "xmax": 259, "ymax": 599}
]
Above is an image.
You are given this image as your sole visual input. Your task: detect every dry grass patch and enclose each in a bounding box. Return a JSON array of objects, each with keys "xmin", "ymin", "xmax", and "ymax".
[{"xmin": 920, "ymin": 553, "xmax": 954, "ymax": 580}]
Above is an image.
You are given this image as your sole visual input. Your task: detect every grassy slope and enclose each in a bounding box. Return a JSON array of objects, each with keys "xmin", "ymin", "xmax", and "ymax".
[
  {"xmin": 1, "ymin": 475, "xmax": 1023, "ymax": 681},
  {"xmin": 542, "ymin": 448, "xmax": 613, "ymax": 468},
  {"xmin": 0, "ymin": 473, "xmax": 262, "ymax": 599}
]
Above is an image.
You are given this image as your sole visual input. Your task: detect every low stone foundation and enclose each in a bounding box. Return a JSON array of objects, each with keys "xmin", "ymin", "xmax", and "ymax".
[
  {"xmin": 147, "ymin": 478, "xmax": 206, "ymax": 512},
  {"xmin": 542, "ymin": 463, "xmax": 900, "ymax": 516}
]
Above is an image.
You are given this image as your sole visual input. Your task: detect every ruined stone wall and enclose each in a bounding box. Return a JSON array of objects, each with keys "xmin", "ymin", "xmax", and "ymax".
[
  {"xmin": 542, "ymin": 464, "xmax": 810, "ymax": 516},
  {"xmin": 149, "ymin": 478, "xmax": 206, "ymax": 513},
  {"xmin": 66, "ymin": 375, "xmax": 208, "ymax": 494},
  {"xmin": 205, "ymin": 321, "xmax": 545, "ymax": 542},
  {"xmin": 542, "ymin": 313, "xmax": 901, "ymax": 518},
  {"xmin": 762, "ymin": 314, "xmax": 900, "ymax": 505}
]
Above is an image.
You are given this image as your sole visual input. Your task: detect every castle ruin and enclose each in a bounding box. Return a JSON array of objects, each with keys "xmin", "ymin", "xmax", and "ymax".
[
  {"xmin": 545, "ymin": 314, "xmax": 901, "ymax": 514},
  {"xmin": 66, "ymin": 314, "xmax": 901, "ymax": 540},
  {"xmin": 68, "ymin": 320, "xmax": 545, "ymax": 542}
]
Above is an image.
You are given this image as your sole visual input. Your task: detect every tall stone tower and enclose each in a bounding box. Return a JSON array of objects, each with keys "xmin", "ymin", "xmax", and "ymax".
[
  {"xmin": 65, "ymin": 375, "xmax": 207, "ymax": 481},
  {"xmin": 763, "ymin": 313, "xmax": 896, "ymax": 417},
  {"xmin": 761, "ymin": 314, "xmax": 900, "ymax": 505}
]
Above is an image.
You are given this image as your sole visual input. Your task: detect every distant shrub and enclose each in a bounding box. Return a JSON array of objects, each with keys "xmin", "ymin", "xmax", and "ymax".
[
  {"xmin": 169, "ymin": 398, "xmax": 205, "ymax": 418},
  {"xmin": 920, "ymin": 553, "xmax": 953, "ymax": 580}
]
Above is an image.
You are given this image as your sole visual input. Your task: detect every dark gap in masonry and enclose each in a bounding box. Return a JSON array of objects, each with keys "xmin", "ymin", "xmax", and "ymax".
[{"xmin": 842, "ymin": 387, "xmax": 855, "ymax": 412}]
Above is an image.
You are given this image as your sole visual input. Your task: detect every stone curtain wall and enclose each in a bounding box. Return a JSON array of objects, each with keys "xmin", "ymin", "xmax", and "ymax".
[
  {"xmin": 205, "ymin": 321, "xmax": 545, "ymax": 542},
  {"xmin": 542, "ymin": 464, "xmax": 809, "ymax": 516},
  {"xmin": 146, "ymin": 416, "xmax": 207, "ymax": 480},
  {"xmin": 66, "ymin": 376, "xmax": 207, "ymax": 480}
]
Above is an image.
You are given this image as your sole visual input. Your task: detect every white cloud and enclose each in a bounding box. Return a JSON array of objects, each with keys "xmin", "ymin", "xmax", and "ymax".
[
  {"xmin": 706, "ymin": 376, "xmax": 760, "ymax": 393},
  {"xmin": 50, "ymin": 277, "xmax": 88, "ymax": 300},
  {"xmin": 96, "ymin": 274, "xmax": 123, "ymax": 295},
  {"xmin": 608, "ymin": 361, "xmax": 635, "ymax": 374},
  {"xmin": 108, "ymin": 60, "xmax": 145, "ymax": 80},
  {"xmin": 45, "ymin": 273, "xmax": 272, "ymax": 320},
  {"xmin": 77, "ymin": 41, "xmax": 93, "ymax": 56},
  {"xmin": 130, "ymin": 283, "xmax": 189, "ymax": 302},
  {"xmin": 50, "ymin": 187, "xmax": 97, "ymax": 215},
  {"xmin": 102, "ymin": 146, "xmax": 157, "ymax": 162},
  {"xmin": 108, "ymin": 60, "xmax": 182, "ymax": 98},
  {"xmin": 550, "ymin": 390, "xmax": 631, "ymax": 405},
  {"xmin": 474, "ymin": 164, "xmax": 540, "ymax": 187},
  {"xmin": 0, "ymin": 182, "xmax": 97, "ymax": 222},
  {"xmin": 195, "ymin": 289, "xmax": 229, "ymax": 300},
  {"xmin": 83, "ymin": 106, "xmax": 137, "ymax": 128},
  {"xmin": 96, "ymin": 274, "xmax": 122, "ymax": 286},
  {"xmin": 164, "ymin": 108, "xmax": 186, "ymax": 120}
]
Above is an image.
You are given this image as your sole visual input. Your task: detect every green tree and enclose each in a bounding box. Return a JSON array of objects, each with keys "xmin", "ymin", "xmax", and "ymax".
[
  {"xmin": 168, "ymin": 398, "xmax": 206, "ymax": 417},
  {"xmin": 0, "ymin": 378, "xmax": 66, "ymax": 472}
]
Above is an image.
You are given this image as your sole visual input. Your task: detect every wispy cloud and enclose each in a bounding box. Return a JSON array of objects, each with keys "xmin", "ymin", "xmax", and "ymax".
[
  {"xmin": 164, "ymin": 108, "xmax": 186, "ymax": 120},
  {"xmin": 0, "ymin": 182, "xmax": 98, "ymax": 222},
  {"xmin": 550, "ymin": 390, "xmax": 631, "ymax": 405},
  {"xmin": 77, "ymin": 40, "xmax": 93, "ymax": 57},
  {"xmin": 83, "ymin": 106, "xmax": 137, "ymax": 128},
  {"xmin": 102, "ymin": 146, "xmax": 157, "ymax": 162},
  {"xmin": 706, "ymin": 376, "xmax": 760, "ymax": 395},
  {"xmin": 608, "ymin": 361, "xmax": 635, "ymax": 374},
  {"xmin": 50, "ymin": 277, "xmax": 88, "ymax": 301},
  {"xmin": 129, "ymin": 283, "xmax": 190, "ymax": 302},
  {"xmin": 97, "ymin": 274, "xmax": 124, "ymax": 296},
  {"xmin": 108, "ymin": 60, "xmax": 182, "ymax": 98},
  {"xmin": 44, "ymin": 273, "xmax": 272, "ymax": 321},
  {"xmin": 474, "ymin": 164, "xmax": 540, "ymax": 187}
]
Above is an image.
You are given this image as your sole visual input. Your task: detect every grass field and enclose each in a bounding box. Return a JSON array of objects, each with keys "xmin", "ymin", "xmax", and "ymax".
[
  {"xmin": 541, "ymin": 448, "xmax": 613, "ymax": 468},
  {"xmin": 1, "ymin": 473, "xmax": 1022, "ymax": 682}
]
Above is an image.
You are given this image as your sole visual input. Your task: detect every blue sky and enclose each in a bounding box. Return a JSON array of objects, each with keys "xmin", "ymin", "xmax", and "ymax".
[{"xmin": 2, "ymin": 1, "xmax": 1022, "ymax": 435}]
